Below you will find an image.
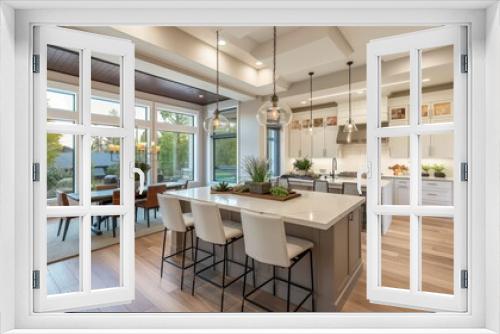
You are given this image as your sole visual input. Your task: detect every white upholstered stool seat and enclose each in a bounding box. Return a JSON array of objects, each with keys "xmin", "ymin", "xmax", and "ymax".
[
  {"xmin": 286, "ymin": 236, "xmax": 314, "ymax": 260},
  {"xmin": 182, "ymin": 213, "xmax": 194, "ymax": 228},
  {"xmin": 222, "ymin": 220, "xmax": 243, "ymax": 240}
]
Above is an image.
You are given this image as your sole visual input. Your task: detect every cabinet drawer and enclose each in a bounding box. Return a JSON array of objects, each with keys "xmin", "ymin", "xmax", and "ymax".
[
  {"xmin": 394, "ymin": 179, "xmax": 409, "ymax": 187},
  {"xmin": 422, "ymin": 190, "xmax": 453, "ymax": 205},
  {"xmin": 422, "ymin": 180, "xmax": 452, "ymax": 192}
]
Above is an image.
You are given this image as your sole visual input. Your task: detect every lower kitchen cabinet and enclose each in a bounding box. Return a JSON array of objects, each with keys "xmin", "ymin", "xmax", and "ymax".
[{"xmin": 387, "ymin": 177, "xmax": 453, "ymax": 206}]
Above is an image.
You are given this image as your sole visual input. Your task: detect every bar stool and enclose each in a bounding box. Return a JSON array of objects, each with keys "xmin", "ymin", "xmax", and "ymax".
[
  {"xmin": 158, "ymin": 194, "xmax": 211, "ymax": 290},
  {"xmin": 240, "ymin": 209, "xmax": 315, "ymax": 312},
  {"xmin": 190, "ymin": 200, "xmax": 254, "ymax": 312},
  {"xmin": 313, "ymin": 179, "xmax": 329, "ymax": 193}
]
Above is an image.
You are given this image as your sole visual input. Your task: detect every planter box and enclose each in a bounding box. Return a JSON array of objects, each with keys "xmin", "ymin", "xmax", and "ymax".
[{"xmin": 245, "ymin": 181, "xmax": 271, "ymax": 194}]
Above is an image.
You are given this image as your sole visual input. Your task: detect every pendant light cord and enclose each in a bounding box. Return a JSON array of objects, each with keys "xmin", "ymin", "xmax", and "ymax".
[
  {"xmin": 273, "ymin": 26, "xmax": 277, "ymax": 96},
  {"xmin": 309, "ymin": 72, "xmax": 314, "ymax": 127},
  {"xmin": 216, "ymin": 29, "xmax": 220, "ymax": 114},
  {"xmin": 348, "ymin": 61, "xmax": 352, "ymax": 123}
]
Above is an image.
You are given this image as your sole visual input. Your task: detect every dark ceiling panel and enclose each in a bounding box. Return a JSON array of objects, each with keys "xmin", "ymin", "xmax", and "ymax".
[{"xmin": 47, "ymin": 45, "xmax": 228, "ymax": 106}]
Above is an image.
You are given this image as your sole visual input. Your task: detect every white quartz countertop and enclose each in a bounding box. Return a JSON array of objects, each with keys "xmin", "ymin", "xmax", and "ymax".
[
  {"xmin": 287, "ymin": 176, "xmax": 392, "ymax": 188},
  {"xmin": 167, "ymin": 186, "xmax": 365, "ymax": 231}
]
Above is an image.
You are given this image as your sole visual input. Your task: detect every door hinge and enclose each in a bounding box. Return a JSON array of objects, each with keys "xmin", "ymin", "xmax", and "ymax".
[
  {"xmin": 32, "ymin": 270, "xmax": 40, "ymax": 289},
  {"xmin": 461, "ymin": 162, "xmax": 468, "ymax": 182},
  {"xmin": 461, "ymin": 54, "xmax": 468, "ymax": 73},
  {"xmin": 32, "ymin": 163, "xmax": 40, "ymax": 182},
  {"xmin": 32, "ymin": 54, "xmax": 40, "ymax": 73},
  {"xmin": 461, "ymin": 269, "xmax": 468, "ymax": 289}
]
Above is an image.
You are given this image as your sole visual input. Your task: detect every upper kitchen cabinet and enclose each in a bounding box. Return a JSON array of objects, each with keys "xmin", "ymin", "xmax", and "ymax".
[
  {"xmin": 337, "ymin": 97, "xmax": 388, "ymax": 125},
  {"xmin": 288, "ymin": 108, "xmax": 338, "ymax": 158},
  {"xmin": 387, "ymin": 89, "xmax": 453, "ymax": 159}
]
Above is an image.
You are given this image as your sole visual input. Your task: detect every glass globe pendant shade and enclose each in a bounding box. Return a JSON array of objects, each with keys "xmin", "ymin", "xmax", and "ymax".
[
  {"xmin": 256, "ymin": 94, "xmax": 293, "ymax": 126},
  {"xmin": 203, "ymin": 111, "xmax": 229, "ymax": 133},
  {"xmin": 343, "ymin": 120, "xmax": 358, "ymax": 133}
]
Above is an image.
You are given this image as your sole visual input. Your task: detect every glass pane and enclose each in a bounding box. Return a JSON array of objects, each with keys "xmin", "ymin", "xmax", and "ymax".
[
  {"xmin": 420, "ymin": 216, "xmax": 454, "ymax": 294},
  {"xmin": 380, "ymin": 51, "xmax": 410, "ymax": 127},
  {"xmin": 380, "ymin": 136, "xmax": 410, "ymax": 205},
  {"xmin": 91, "ymin": 215, "xmax": 121, "ymax": 289},
  {"xmin": 91, "ymin": 136, "xmax": 121, "ymax": 201},
  {"xmin": 267, "ymin": 127, "xmax": 280, "ymax": 177},
  {"xmin": 213, "ymin": 137, "xmax": 237, "ymax": 182},
  {"xmin": 47, "ymin": 89, "xmax": 76, "ymax": 111},
  {"xmin": 135, "ymin": 128, "xmax": 151, "ymax": 185},
  {"xmin": 380, "ymin": 215, "xmax": 410, "ymax": 289},
  {"xmin": 47, "ymin": 216, "xmax": 81, "ymax": 295},
  {"xmin": 47, "ymin": 133, "xmax": 80, "ymax": 205},
  {"xmin": 420, "ymin": 132, "xmax": 454, "ymax": 206},
  {"xmin": 157, "ymin": 109, "xmax": 194, "ymax": 126},
  {"xmin": 420, "ymin": 45, "xmax": 454, "ymax": 125},
  {"xmin": 91, "ymin": 52, "xmax": 121, "ymax": 127},
  {"xmin": 156, "ymin": 131, "xmax": 194, "ymax": 181},
  {"xmin": 46, "ymin": 44, "xmax": 80, "ymax": 124},
  {"xmin": 135, "ymin": 105, "xmax": 149, "ymax": 121}
]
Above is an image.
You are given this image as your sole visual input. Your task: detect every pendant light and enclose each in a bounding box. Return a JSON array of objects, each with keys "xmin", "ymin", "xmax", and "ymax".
[
  {"xmin": 343, "ymin": 61, "xmax": 357, "ymax": 143},
  {"xmin": 308, "ymin": 71, "xmax": 314, "ymax": 133},
  {"xmin": 256, "ymin": 26, "xmax": 292, "ymax": 127},
  {"xmin": 203, "ymin": 30, "xmax": 229, "ymax": 134}
]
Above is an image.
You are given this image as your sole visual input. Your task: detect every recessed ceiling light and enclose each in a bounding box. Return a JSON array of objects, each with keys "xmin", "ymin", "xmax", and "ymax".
[
  {"xmin": 255, "ymin": 61, "xmax": 263, "ymax": 66},
  {"xmin": 301, "ymin": 100, "xmax": 307, "ymax": 105},
  {"xmin": 198, "ymin": 94, "xmax": 204, "ymax": 98},
  {"xmin": 218, "ymin": 39, "xmax": 226, "ymax": 46}
]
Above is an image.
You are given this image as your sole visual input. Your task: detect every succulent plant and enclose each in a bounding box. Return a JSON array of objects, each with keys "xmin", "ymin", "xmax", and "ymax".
[
  {"xmin": 270, "ymin": 186, "xmax": 289, "ymax": 197},
  {"xmin": 432, "ymin": 164, "xmax": 446, "ymax": 173},
  {"xmin": 213, "ymin": 181, "xmax": 232, "ymax": 192}
]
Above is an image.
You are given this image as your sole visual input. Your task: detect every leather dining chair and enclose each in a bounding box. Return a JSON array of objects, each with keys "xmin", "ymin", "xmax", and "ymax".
[{"xmin": 135, "ymin": 184, "xmax": 167, "ymax": 227}]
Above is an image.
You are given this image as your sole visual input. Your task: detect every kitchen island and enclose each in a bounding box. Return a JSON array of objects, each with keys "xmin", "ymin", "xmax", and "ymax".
[{"xmin": 167, "ymin": 186, "xmax": 365, "ymax": 312}]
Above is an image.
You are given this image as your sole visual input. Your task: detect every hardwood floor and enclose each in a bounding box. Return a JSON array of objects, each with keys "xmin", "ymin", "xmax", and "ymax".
[{"xmin": 47, "ymin": 216, "xmax": 453, "ymax": 312}]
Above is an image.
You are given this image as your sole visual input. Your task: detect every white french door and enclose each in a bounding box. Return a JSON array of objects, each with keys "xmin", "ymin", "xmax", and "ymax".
[
  {"xmin": 366, "ymin": 26, "xmax": 468, "ymax": 312},
  {"xmin": 33, "ymin": 26, "xmax": 136, "ymax": 312}
]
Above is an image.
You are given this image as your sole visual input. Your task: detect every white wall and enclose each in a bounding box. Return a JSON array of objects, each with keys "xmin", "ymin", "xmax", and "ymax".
[
  {"xmin": 0, "ymin": 3, "xmax": 15, "ymax": 333},
  {"xmin": 237, "ymin": 98, "xmax": 266, "ymax": 181}
]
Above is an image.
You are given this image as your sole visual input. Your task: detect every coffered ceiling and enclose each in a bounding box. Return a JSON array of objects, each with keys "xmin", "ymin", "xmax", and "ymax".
[{"xmin": 73, "ymin": 26, "xmax": 452, "ymax": 108}]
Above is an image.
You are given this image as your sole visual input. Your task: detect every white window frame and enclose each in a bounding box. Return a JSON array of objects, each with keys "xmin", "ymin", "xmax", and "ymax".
[{"xmin": 3, "ymin": 2, "xmax": 497, "ymax": 333}]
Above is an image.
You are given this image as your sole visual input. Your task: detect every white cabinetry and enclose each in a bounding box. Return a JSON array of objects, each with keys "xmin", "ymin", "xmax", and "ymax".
[
  {"xmin": 337, "ymin": 96, "xmax": 388, "ymax": 125},
  {"xmin": 393, "ymin": 179, "xmax": 410, "ymax": 205},
  {"xmin": 288, "ymin": 107, "xmax": 338, "ymax": 158},
  {"xmin": 387, "ymin": 177, "xmax": 453, "ymax": 206}
]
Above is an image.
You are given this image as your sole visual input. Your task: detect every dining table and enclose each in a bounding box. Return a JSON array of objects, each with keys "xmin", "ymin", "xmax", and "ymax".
[{"xmin": 67, "ymin": 181, "xmax": 186, "ymax": 235}]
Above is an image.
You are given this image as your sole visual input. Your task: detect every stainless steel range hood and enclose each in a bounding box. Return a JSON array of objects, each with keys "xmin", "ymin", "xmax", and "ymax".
[{"xmin": 336, "ymin": 122, "xmax": 388, "ymax": 144}]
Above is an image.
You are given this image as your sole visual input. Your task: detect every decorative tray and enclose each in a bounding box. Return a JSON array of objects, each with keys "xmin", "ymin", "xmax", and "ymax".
[{"xmin": 210, "ymin": 190, "xmax": 301, "ymax": 202}]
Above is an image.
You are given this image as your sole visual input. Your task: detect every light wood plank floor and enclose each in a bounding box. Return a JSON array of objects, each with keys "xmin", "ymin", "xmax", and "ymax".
[{"xmin": 47, "ymin": 216, "xmax": 453, "ymax": 312}]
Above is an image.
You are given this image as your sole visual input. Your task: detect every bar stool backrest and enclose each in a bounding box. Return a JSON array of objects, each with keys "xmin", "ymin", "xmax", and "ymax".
[
  {"xmin": 158, "ymin": 194, "xmax": 187, "ymax": 232},
  {"xmin": 240, "ymin": 209, "xmax": 290, "ymax": 268},
  {"xmin": 313, "ymin": 179, "xmax": 329, "ymax": 193},
  {"xmin": 342, "ymin": 182, "xmax": 360, "ymax": 196},
  {"xmin": 190, "ymin": 200, "xmax": 226, "ymax": 245},
  {"xmin": 279, "ymin": 177, "xmax": 289, "ymax": 189}
]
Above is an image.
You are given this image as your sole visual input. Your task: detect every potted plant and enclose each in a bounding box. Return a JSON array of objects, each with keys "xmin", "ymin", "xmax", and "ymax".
[
  {"xmin": 432, "ymin": 163, "xmax": 446, "ymax": 178},
  {"xmin": 293, "ymin": 158, "xmax": 313, "ymax": 176},
  {"xmin": 421, "ymin": 164, "xmax": 432, "ymax": 177},
  {"xmin": 212, "ymin": 181, "xmax": 232, "ymax": 192},
  {"xmin": 243, "ymin": 156, "xmax": 271, "ymax": 194}
]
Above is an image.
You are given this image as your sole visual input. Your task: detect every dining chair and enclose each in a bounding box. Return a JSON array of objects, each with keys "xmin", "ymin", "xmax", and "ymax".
[
  {"xmin": 240, "ymin": 209, "xmax": 315, "ymax": 312},
  {"xmin": 56, "ymin": 191, "xmax": 77, "ymax": 242},
  {"xmin": 135, "ymin": 184, "xmax": 167, "ymax": 227}
]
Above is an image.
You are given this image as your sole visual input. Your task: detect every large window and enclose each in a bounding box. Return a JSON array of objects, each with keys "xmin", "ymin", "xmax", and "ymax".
[
  {"xmin": 156, "ymin": 131, "xmax": 194, "ymax": 181},
  {"xmin": 267, "ymin": 126, "xmax": 281, "ymax": 177},
  {"xmin": 46, "ymin": 86, "xmax": 199, "ymax": 197},
  {"xmin": 212, "ymin": 108, "xmax": 237, "ymax": 183}
]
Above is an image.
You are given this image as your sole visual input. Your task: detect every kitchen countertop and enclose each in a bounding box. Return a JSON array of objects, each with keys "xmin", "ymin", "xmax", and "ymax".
[
  {"xmin": 287, "ymin": 176, "xmax": 393, "ymax": 188},
  {"xmin": 167, "ymin": 186, "xmax": 365, "ymax": 230},
  {"xmin": 381, "ymin": 175, "xmax": 454, "ymax": 182}
]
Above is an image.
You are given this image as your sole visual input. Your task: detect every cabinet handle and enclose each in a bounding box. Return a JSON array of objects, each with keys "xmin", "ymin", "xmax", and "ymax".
[
  {"xmin": 426, "ymin": 182, "xmax": 437, "ymax": 186},
  {"xmin": 426, "ymin": 193, "xmax": 438, "ymax": 196},
  {"xmin": 323, "ymin": 148, "xmax": 326, "ymax": 157}
]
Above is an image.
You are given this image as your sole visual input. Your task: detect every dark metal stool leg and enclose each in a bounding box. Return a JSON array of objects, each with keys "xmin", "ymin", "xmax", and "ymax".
[
  {"xmin": 286, "ymin": 267, "xmax": 292, "ymax": 312},
  {"xmin": 220, "ymin": 243, "xmax": 227, "ymax": 312},
  {"xmin": 212, "ymin": 244, "xmax": 216, "ymax": 269},
  {"xmin": 57, "ymin": 218, "xmax": 63, "ymax": 236},
  {"xmin": 241, "ymin": 255, "xmax": 249, "ymax": 312},
  {"xmin": 190, "ymin": 229, "xmax": 195, "ymax": 260},
  {"xmin": 252, "ymin": 258, "xmax": 256, "ymax": 287},
  {"xmin": 180, "ymin": 231, "xmax": 187, "ymax": 290},
  {"xmin": 309, "ymin": 250, "xmax": 315, "ymax": 312},
  {"xmin": 191, "ymin": 237, "xmax": 199, "ymax": 296},
  {"xmin": 273, "ymin": 266, "xmax": 276, "ymax": 296},
  {"xmin": 160, "ymin": 228, "xmax": 167, "ymax": 278}
]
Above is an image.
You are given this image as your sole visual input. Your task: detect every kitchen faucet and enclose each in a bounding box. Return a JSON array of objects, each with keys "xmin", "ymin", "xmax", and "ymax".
[{"xmin": 331, "ymin": 157, "xmax": 337, "ymax": 179}]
